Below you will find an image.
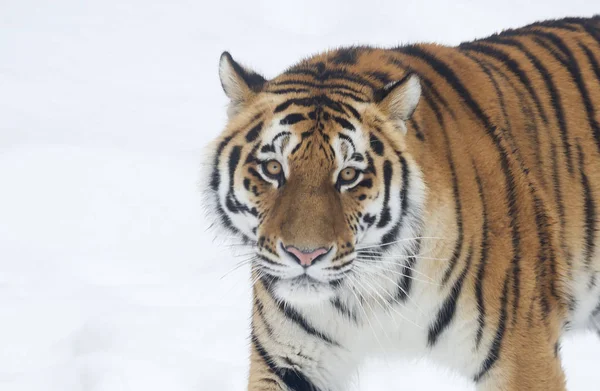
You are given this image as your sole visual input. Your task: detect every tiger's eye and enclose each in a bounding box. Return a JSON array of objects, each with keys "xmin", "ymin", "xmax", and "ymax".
[
  {"xmin": 265, "ymin": 160, "xmax": 282, "ymax": 176},
  {"xmin": 340, "ymin": 167, "xmax": 358, "ymax": 182}
]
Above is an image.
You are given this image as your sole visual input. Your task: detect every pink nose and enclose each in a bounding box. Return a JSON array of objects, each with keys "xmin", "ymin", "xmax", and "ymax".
[{"xmin": 284, "ymin": 246, "xmax": 329, "ymax": 267}]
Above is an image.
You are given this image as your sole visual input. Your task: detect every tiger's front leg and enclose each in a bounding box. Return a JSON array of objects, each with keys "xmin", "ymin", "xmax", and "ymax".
[
  {"xmin": 248, "ymin": 331, "xmax": 354, "ymax": 391},
  {"xmin": 247, "ymin": 326, "xmax": 350, "ymax": 391},
  {"xmin": 247, "ymin": 337, "xmax": 322, "ymax": 391},
  {"xmin": 475, "ymin": 327, "xmax": 567, "ymax": 391},
  {"xmin": 247, "ymin": 337, "xmax": 287, "ymax": 391},
  {"xmin": 247, "ymin": 286, "xmax": 356, "ymax": 391}
]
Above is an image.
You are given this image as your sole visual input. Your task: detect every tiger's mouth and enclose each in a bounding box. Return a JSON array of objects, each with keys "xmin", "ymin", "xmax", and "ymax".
[
  {"xmin": 255, "ymin": 255, "xmax": 352, "ymax": 304},
  {"xmin": 270, "ymin": 272, "xmax": 340, "ymax": 304},
  {"xmin": 291, "ymin": 273, "xmax": 320, "ymax": 284}
]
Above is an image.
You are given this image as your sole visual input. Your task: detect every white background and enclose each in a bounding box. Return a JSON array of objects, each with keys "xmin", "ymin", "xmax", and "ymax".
[{"xmin": 1, "ymin": 1, "xmax": 599, "ymax": 390}]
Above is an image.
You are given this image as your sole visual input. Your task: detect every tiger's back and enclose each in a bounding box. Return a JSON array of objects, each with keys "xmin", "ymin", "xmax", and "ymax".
[{"xmin": 206, "ymin": 16, "xmax": 600, "ymax": 391}]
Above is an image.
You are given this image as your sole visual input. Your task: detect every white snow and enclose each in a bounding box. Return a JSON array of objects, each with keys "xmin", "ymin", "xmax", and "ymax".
[{"xmin": 1, "ymin": 1, "xmax": 599, "ymax": 390}]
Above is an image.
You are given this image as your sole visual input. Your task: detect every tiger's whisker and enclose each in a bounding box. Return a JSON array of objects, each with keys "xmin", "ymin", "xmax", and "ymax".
[
  {"xmin": 219, "ymin": 256, "xmax": 257, "ymax": 280},
  {"xmin": 355, "ymin": 259, "xmax": 440, "ymax": 286},
  {"xmin": 357, "ymin": 253, "xmax": 450, "ymax": 262},
  {"xmin": 356, "ymin": 236, "xmax": 447, "ymax": 250},
  {"xmin": 355, "ymin": 268, "xmax": 422, "ymax": 327},
  {"xmin": 357, "ymin": 268, "xmax": 424, "ymax": 328},
  {"xmin": 354, "ymin": 259, "xmax": 439, "ymax": 284},
  {"xmin": 346, "ymin": 273, "xmax": 391, "ymax": 351},
  {"xmin": 354, "ymin": 263, "xmax": 428, "ymax": 316}
]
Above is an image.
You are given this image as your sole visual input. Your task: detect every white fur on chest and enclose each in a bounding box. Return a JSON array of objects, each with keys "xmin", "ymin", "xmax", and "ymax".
[{"xmin": 292, "ymin": 271, "xmax": 484, "ymax": 387}]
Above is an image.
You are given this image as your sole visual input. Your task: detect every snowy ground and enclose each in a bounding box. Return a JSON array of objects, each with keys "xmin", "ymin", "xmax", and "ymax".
[{"xmin": 1, "ymin": 1, "xmax": 599, "ymax": 390}]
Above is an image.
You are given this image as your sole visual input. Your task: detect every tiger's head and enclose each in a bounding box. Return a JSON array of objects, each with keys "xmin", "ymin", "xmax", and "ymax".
[{"xmin": 204, "ymin": 51, "xmax": 426, "ymax": 306}]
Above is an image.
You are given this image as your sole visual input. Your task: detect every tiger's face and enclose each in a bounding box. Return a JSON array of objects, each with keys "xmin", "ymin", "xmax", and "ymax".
[{"xmin": 205, "ymin": 52, "xmax": 425, "ymax": 305}]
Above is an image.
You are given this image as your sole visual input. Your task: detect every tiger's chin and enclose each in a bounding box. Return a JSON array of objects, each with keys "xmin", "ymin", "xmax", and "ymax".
[{"xmin": 271, "ymin": 274, "xmax": 338, "ymax": 306}]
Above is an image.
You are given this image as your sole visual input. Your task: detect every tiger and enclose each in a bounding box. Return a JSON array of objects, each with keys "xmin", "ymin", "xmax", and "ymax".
[{"xmin": 202, "ymin": 16, "xmax": 600, "ymax": 391}]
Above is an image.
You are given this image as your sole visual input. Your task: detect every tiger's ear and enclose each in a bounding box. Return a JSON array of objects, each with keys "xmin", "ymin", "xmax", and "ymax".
[
  {"xmin": 219, "ymin": 52, "xmax": 267, "ymax": 117},
  {"xmin": 375, "ymin": 73, "xmax": 421, "ymax": 133}
]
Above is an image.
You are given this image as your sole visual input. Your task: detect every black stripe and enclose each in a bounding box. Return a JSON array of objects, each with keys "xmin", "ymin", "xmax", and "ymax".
[
  {"xmin": 260, "ymin": 144, "xmax": 275, "ymax": 153},
  {"xmin": 532, "ymin": 36, "xmax": 569, "ymax": 66},
  {"xmin": 328, "ymin": 89, "xmax": 368, "ymax": 103},
  {"xmin": 550, "ymin": 142, "xmax": 568, "ymax": 262},
  {"xmin": 331, "ymin": 47, "xmax": 360, "ymax": 65},
  {"xmin": 331, "ymin": 297, "xmax": 359, "ymax": 324},
  {"xmin": 369, "ymin": 133, "xmax": 384, "ymax": 156},
  {"xmin": 428, "ymin": 244, "xmax": 473, "ymax": 346},
  {"xmin": 362, "ymin": 213, "xmax": 376, "ymax": 227},
  {"xmin": 211, "ymin": 113, "xmax": 262, "ymax": 189},
  {"xmin": 248, "ymin": 167, "xmax": 268, "ymax": 184},
  {"xmin": 356, "ymin": 178, "xmax": 372, "ymax": 189},
  {"xmin": 209, "ymin": 134, "xmax": 239, "ymax": 234},
  {"xmin": 421, "ymin": 89, "xmax": 446, "ymax": 126},
  {"xmin": 281, "ymin": 370, "xmax": 322, "ymax": 391},
  {"xmin": 270, "ymin": 297, "xmax": 339, "ymax": 346},
  {"xmin": 274, "ymin": 95, "xmax": 346, "ymax": 115},
  {"xmin": 473, "ymin": 165, "xmax": 489, "ymax": 348},
  {"xmin": 227, "ymin": 146, "xmax": 241, "ymax": 184},
  {"xmin": 257, "ymin": 255, "xmax": 283, "ymax": 268},
  {"xmin": 580, "ymin": 17, "xmax": 600, "ymax": 43},
  {"xmin": 474, "ymin": 275, "xmax": 509, "ymax": 382},
  {"xmin": 594, "ymin": 300, "xmax": 600, "ymax": 317},
  {"xmin": 577, "ymin": 144, "xmax": 596, "ymax": 272},
  {"xmin": 269, "ymin": 88, "xmax": 311, "ymax": 94},
  {"xmin": 365, "ymin": 151, "xmax": 376, "ymax": 175},
  {"xmin": 246, "ymin": 121, "xmax": 264, "ymax": 142},
  {"xmin": 254, "ymin": 296, "xmax": 275, "ymax": 336},
  {"xmin": 225, "ymin": 146, "xmax": 242, "ymax": 213},
  {"xmin": 458, "ymin": 42, "xmax": 548, "ymax": 124},
  {"xmin": 280, "ymin": 113, "xmax": 306, "ymax": 126},
  {"xmin": 409, "ymin": 118, "xmax": 425, "ymax": 141},
  {"xmin": 272, "ymin": 79, "xmax": 369, "ymax": 99},
  {"xmin": 394, "ymin": 239, "xmax": 421, "ymax": 302},
  {"xmin": 528, "ymin": 30, "xmax": 600, "ymax": 156},
  {"xmin": 210, "ymin": 135, "xmax": 233, "ymax": 191},
  {"xmin": 527, "ymin": 18, "xmax": 582, "ymax": 32},
  {"xmin": 333, "ymin": 116, "xmax": 355, "ymax": 131},
  {"xmin": 278, "ymin": 302, "xmax": 339, "ymax": 345},
  {"xmin": 531, "ymin": 191, "xmax": 555, "ymax": 320},
  {"xmin": 251, "ymin": 333, "xmax": 281, "ymax": 376},
  {"xmin": 381, "ymin": 154, "xmax": 410, "ymax": 245},
  {"xmin": 366, "ymin": 70, "xmax": 392, "ymax": 85},
  {"xmin": 579, "ymin": 42, "xmax": 600, "ymax": 83},
  {"xmin": 438, "ymin": 126, "xmax": 464, "ymax": 285},
  {"xmin": 340, "ymin": 102, "xmax": 361, "ymax": 120},
  {"xmin": 376, "ymin": 161, "xmax": 393, "ymax": 228},
  {"xmin": 283, "ymin": 67, "xmax": 377, "ymax": 90},
  {"xmin": 399, "ymin": 45, "xmax": 489, "ymax": 127},
  {"xmin": 350, "ymin": 152, "xmax": 364, "ymax": 162},
  {"xmin": 245, "ymin": 143, "xmax": 261, "ymax": 164}
]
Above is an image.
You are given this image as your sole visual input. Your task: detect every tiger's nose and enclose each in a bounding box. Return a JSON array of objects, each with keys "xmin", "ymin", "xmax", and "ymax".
[{"xmin": 283, "ymin": 245, "xmax": 330, "ymax": 267}]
